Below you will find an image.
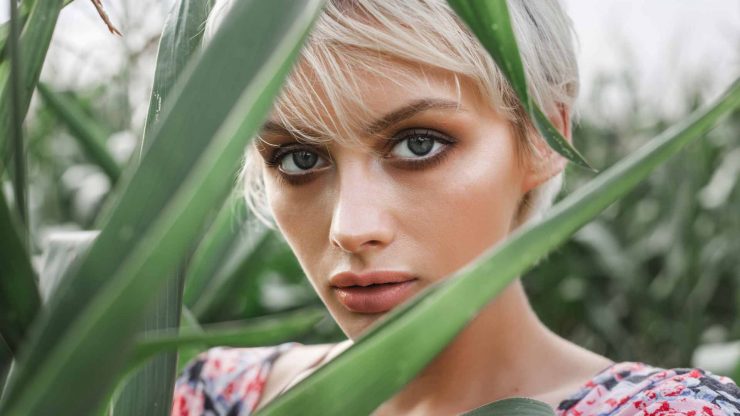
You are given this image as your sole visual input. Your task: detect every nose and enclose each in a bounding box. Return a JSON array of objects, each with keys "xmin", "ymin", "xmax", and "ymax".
[{"xmin": 329, "ymin": 161, "xmax": 396, "ymax": 254}]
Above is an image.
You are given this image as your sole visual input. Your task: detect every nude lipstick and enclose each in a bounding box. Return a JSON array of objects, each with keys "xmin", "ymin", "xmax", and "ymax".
[{"xmin": 330, "ymin": 271, "xmax": 419, "ymax": 314}]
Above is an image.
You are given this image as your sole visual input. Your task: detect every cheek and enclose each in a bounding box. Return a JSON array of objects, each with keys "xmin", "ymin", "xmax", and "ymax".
[
  {"xmin": 400, "ymin": 133, "xmax": 523, "ymax": 276},
  {"xmin": 263, "ymin": 169, "xmax": 330, "ymax": 266},
  {"xmin": 262, "ymin": 168, "xmax": 314, "ymax": 254}
]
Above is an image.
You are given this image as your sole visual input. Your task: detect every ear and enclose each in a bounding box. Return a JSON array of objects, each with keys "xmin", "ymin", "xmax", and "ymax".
[{"xmin": 521, "ymin": 104, "xmax": 572, "ymax": 193}]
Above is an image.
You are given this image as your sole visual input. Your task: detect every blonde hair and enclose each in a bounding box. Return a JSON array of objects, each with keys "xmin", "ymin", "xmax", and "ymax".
[{"xmin": 205, "ymin": 0, "xmax": 579, "ymax": 228}]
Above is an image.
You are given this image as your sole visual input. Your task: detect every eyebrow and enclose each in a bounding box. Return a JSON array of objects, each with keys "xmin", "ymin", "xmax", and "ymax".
[
  {"xmin": 260, "ymin": 98, "xmax": 462, "ymax": 138},
  {"xmin": 365, "ymin": 98, "xmax": 461, "ymax": 134}
]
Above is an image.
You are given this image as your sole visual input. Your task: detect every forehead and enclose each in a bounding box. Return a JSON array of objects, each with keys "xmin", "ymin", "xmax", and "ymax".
[{"xmin": 262, "ymin": 55, "xmax": 486, "ymax": 145}]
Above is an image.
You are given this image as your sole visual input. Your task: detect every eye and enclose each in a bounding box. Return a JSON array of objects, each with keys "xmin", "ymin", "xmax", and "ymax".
[
  {"xmin": 277, "ymin": 149, "xmax": 329, "ymax": 174},
  {"xmin": 389, "ymin": 129, "xmax": 452, "ymax": 160}
]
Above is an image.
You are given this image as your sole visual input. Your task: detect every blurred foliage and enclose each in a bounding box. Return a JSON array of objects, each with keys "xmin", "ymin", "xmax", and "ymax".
[{"xmin": 525, "ymin": 73, "xmax": 740, "ymax": 371}]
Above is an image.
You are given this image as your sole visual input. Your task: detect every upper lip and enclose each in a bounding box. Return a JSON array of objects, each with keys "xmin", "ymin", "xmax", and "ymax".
[{"xmin": 330, "ymin": 270, "xmax": 417, "ymax": 288}]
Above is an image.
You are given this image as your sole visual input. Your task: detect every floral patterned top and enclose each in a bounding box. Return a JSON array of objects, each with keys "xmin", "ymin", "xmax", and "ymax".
[{"xmin": 171, "ymin": 343, "xmax": 740, "ymax": 416}]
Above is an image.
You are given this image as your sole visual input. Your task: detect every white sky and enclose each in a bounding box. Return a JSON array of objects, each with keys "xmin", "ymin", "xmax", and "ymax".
[
  {"xmin": 2, "ymin": 0, "xmax": 739, "ymax": 125},
  {"xmin": 563, "ymin": 0, "xmax": 740, "ymax": 121}
]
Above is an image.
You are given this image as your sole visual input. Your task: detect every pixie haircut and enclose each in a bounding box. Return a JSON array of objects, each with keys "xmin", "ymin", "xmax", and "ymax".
[{"xmin": 205, "ymin": 0, "xmax": 579, "ymax": 228}]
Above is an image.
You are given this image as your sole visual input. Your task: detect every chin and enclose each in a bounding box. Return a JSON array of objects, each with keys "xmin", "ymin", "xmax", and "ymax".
[{"xmin": 336, "ymin": 310, "xmax": 389, "ymax": 340}]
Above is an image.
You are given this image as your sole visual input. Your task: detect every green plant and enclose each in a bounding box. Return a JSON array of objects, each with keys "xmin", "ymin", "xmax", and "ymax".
[
  {"xmin": 0, "ymin": 0, "xmax": 738, "ymax": 415},
  {"xmin": 0, "ymin": 0, "xmax": 325, "ymax": 414}
]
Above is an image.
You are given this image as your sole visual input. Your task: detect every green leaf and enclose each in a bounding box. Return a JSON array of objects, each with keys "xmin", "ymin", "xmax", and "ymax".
[
  {"xmin": 139, "ymin": 0, "xmax": 215, "ymax": 156},
  {"xmin": 0, "ymin": 0, "xmax": 32, "ymax": 61},
  {"xmin": 130, "ymin": 308, "xmax": 325, "ymax": 369},
  {"xmin": 462, "ymin": 397, "xmax": 556, "ymax": 416},
  {"xmin": 37, "ymin": 83, "xmax": 121, "ymax": 183},
  {"xmin": 6, "ymin": 0, "xmax": 28, "ymax": 237},
  {"xmin": 182, "ymin": 196, "xmax": 247, "ymax": 307},
  {"xmin": 0, "ymin": 184, "xmax": 39, "ymax": 355},
  {"xmin": 447, "ymin": 0, "xmax": 592, "ymax": 170},
  {"xmin": 258, "ymin": 80, "xmax": 740, "ymax": 416},
  {"xmin": 175, "ymin": 307, "xmax": 204, "ymax": 373},
  {"xmin": 0, "ymin": 0, "xmax": 74, "ymax": 61},
  {"xmin": 111, "ymin": 0, "xmax": 215, "ymax": 414},
  {"xmin": 0, "ymin": 0, "xmax": 326, "ymax": 414},
  {"xmin": 191, "ymin": 222, "xmax": 275, "ymax": 322},
  {"xmin": 0, "ymin": 0, "xmax": 65, "ymax": 165},
  {"xmin": 111, "ymin": 268, "xmax": 185, "ymax": 416}
]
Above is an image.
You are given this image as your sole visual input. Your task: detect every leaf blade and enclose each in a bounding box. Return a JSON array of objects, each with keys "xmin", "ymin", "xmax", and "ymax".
[
  {"xmin": 447, "ymin": 0, "xmax": 592, "ymax": 170},
  {"xmin": 462, "ymin": 397, "xmax": 556, "ymax": 416},
  {"xmin": 111, "ymin": 1, "xmax": 216, "ymax": 414},
  {"xmin": 37, "ymin": 83, "xmax": 121, "ymax": 182},
  {"xmin": 0, "ymin": 0, "xmax": 64, "ymax": 164},
  {"xmin": 0, "ymin": 187, "xmax": 39, "ymax": 354},
  {"xmin": 0, "ymin": 0, "xmax": 326, "ymax": 414},
  {"xmin": 130, "ymin": 308, "xmax": 324, "ymax": 369}
]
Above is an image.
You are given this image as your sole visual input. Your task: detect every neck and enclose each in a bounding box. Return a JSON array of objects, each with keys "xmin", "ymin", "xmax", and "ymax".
[{"xmin": 373, "ymin": 279, "xmax": 571, "ymax": 415}]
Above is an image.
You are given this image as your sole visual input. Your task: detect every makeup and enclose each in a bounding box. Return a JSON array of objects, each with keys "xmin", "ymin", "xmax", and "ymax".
[{"xmin": 333, "ymin": 280, "xmax": 419, "ymax": 314}]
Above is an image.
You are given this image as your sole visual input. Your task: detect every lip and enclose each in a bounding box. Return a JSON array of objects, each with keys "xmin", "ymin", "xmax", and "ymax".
[{"xmin": 330, "ymin": 271, "xmax": 419, "ymax": 314}]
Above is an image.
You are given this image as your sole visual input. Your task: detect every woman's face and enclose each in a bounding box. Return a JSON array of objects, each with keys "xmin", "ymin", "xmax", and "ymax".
[{"xmin": 258, "ymin": 65, "xmax": 549, "ymax": 339}]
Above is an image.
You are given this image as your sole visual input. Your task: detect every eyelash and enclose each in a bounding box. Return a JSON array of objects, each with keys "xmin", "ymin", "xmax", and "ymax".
[{"xmin": 265, "ymin": 128, "xmax": 456, "ymax": 185}]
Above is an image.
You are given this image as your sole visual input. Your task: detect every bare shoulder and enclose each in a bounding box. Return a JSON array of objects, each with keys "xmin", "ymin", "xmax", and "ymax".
[{"xmin": 255, "ymin": 340, "xmax": 353, "ymax": 411}]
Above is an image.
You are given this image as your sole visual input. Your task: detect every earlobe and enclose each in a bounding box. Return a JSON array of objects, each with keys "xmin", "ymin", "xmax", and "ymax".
[{"xmin": 521, "ymin": 104, "xmax": 572, "ymax": 193}]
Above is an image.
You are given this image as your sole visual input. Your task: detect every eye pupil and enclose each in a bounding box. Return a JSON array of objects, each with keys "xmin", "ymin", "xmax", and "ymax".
[
  {"xmin": 293, "ymin": 151, "xmax": 318, "ymax": 169},
  {"xmin": 407, "ymin": 136, "xmax": 433, "ymax": 156}
]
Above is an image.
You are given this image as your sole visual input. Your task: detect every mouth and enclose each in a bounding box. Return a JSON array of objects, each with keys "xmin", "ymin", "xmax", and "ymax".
[{"xmin": 330, "ymin": 272, "xmax": 419, "ymax": 314}]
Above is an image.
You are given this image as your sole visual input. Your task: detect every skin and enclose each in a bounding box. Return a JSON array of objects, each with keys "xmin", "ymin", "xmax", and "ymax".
[{"xmin": 254, "ymin": 65, "xmax": 613, "ymax": 414}]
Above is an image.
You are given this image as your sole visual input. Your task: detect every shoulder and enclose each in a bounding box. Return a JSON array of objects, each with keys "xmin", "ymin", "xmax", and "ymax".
[
  {"xmin": 171, "ymin": 342, "xmax": 300, "ymax": 416},
  {"xmin": 557, "ymin": 362, "xmax": 740, "ymax": 416}
]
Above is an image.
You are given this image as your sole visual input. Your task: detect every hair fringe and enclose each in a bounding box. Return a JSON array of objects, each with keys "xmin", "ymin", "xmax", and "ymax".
[{"xmin": 206, "ymin": 0, "xmax": 579, "ymax": 229}]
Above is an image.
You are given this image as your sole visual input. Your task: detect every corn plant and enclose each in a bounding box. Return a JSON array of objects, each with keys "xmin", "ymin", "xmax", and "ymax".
[{"xmin": 0, "ymin": 0, "xmax": 738, "ymax": 415}]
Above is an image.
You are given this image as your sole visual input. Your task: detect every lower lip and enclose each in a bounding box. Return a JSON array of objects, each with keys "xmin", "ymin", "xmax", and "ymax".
[{"xmin": 333, "ymin": 280, "xmax": 419, "ymax": 314}]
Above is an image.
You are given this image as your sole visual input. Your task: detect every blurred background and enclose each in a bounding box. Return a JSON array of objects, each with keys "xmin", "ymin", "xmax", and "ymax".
[{"xmin": 1, "ymin": 0, "xmax": 739, "ymax": 375}]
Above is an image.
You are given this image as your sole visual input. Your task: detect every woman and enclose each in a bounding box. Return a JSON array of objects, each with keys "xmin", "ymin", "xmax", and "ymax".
[{"xmin": 172, "ymin": 1, "xmax": 740, "ymax": 415}]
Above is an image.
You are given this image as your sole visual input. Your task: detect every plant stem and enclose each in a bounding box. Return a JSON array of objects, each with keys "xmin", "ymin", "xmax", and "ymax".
[{"xmin": 8, "ymin": 0, "xmax": 28, "ymax": 249}]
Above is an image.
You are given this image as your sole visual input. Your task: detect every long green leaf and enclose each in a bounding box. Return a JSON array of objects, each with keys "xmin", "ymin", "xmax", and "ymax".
[
  {"xmin": 191, "ymin": 223, "xmax": 275, "ymax": 321},
  {"xmin": 0, "ymin": 0, "xmax": 73, "ymax": 60},
  {"xmin": 139, "ymin": 0, "xmax": 215, "ymax": 155},
  {"xmin": 0, "ymin": 185, "xmax": 39, "ymax": 354},
  {"xmin": 175, "ymin": 307, "xmax": 205, "ymax": 373},
  {"xmin": 259, "ymin": 80, "xmax": 740, "ymax": 415},
  {"xmin": 182, "ymin": 196, "xmax": 247, "ymax": 307},
  {"xmin": 462, "ymin": 397, "xmax": 556, "ymax": 416},
  {"xmin": 36, "ymin": 83, "xmax": 121, "ymax": 182},
  {"xmin": 111, "ymin": 268, "xmax": 185, "ymax": 416},
  {"xmin": 130, "ymin": 308, "xmax": 324, "ymax": 369},
  {"xmin": 0, "ymin": 0, "xmax": 325, "ymax": 414},
  {"xmin": 7, "ymin": 0, "xmax": 27, "ymax": 237},
  {"xmin": 447, "ymin": 0, "xmax": 592, "ymax": 170},
  {"xmin": 0, "ymin": 0, "xmax": 64, "ymax": 165},
  {"xmin": 111, "ymin": 1, "xmax": 215, "ymax": 414},
  {"xmin": 0, "ymin": 0, "xmax": 32, "ymax": 61}
]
